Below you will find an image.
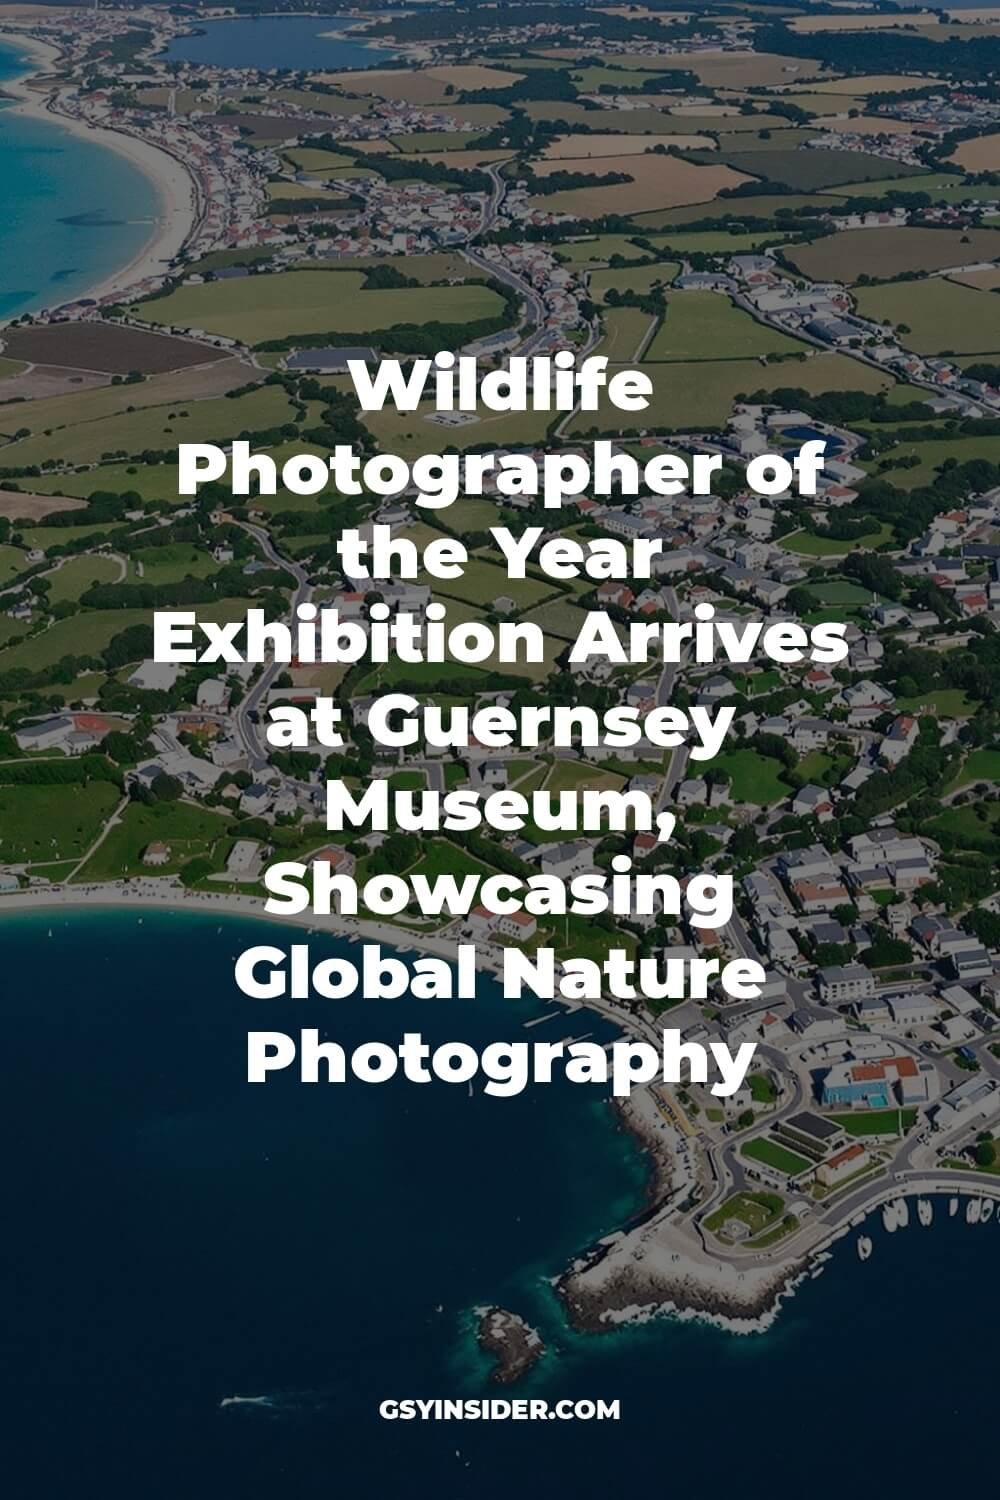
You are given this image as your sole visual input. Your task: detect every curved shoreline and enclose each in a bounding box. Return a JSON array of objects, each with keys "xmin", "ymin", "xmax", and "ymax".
[
  {"xmin": 0, "ymin": 30, "xmax": 198, "ymax": 313},
  {"xmin": 7, "ymin": 882, "xmax": 1000, "ymax": 1339}
]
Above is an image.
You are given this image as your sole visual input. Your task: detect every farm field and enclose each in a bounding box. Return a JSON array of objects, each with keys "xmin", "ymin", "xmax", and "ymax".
[
  {"xmin": 363, "ymin": 401, "xmax": 552, "ymax": 459},
  {"xmin": 130, "ymin": 271, "xmax": 505, "ymax": 345},
  {"xmin": 0, "ymin": 544, "xmax": 24, "ymax": 582},
  {"xmin": 950, "ymin": 267, "xmax": 1000, "ymax": 292},
  {"xmin": 0, "ymin": 780, "xmax": 121, "ymax": 865},
  {"xmin": 528, "ymin": 154, "xmax": 751, "ymax": 217},
  {"xmin": 634, "ymin": 194, "xmax": 828, "ymax": 226},
  {"xmin": 45, "ymin": 555, "xmax": 122, "ymax": 603},
  {"xmin": 0, "ymin": 323, "xmax": 228, "ymax": 374},
  {"xmin": 556, "ymin": 235, "xmax": 654, "ymax": 265},
  {"xmin": 571, "ymin": 351, "xmax": 890, "ymax": 432},
  {"xmin": 130, "ymin": 543, "xmax": 223, "ymax": 585},
  {"xmin": 589, "ymin": 262, "xmax": 678, "ymax": 302},
  {"xmin": 784, "ymin": 227, "xmax": 1000, "ymax": 283},
  {"xmin": 322, "ymin": 63, "xmax": 523, "ymax": 102},
  {"xmin": 0, "ymin": 358, "xmax": 253, "ymax": 440},
  {"xmin": 644, "ymin": 293, "xmax": 807, "ymax": 362},
  {"xmin": 0, "ymin": 385, "xmax": 296, "ymax": 468},
  {"xmin": 866, "ymin": 433, "xmax": 1000, "ymax": 488},
  {"xmin": 29, "ymin": 463, "xmax": 185, "ymax": 505},
  {"xmin": 424, "ymin": 555, "xmax": 558, "ymax": 611},
  {"xmin": 540, "ymin": 132, "xmax": 717, "ymax": 160},
  {"xmin": 854, "ymin": 277, "xmax": 1000, "ymax": 354},
  {"xmin": 644, "ymin": 230, "xmax": 790, "ymax": 254},
  {"xmin": 594, "ymin": 307, "xmax": 657, "ymax": 362},
  {"xmin": 950, "ymin": 132, "xmax": 1000, "ymax": 172},
  {"xmin": 0, "ymin": 489, "xmax": 86, "ymax": 521},
  {"xmin": 707, "ymin": 146, "xmax": 919, "ymax": 191},
  {"xmin": 0, "ymin": 597, "xmax": 254, "ymax": 673}
]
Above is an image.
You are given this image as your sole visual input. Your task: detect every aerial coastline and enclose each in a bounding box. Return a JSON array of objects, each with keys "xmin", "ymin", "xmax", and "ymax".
[{"xmin": 0, "ymin": 29, "xmax": 198, "ymax": 312}]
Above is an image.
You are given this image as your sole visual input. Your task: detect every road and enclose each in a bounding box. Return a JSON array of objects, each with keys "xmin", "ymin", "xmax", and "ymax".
[{"xmin": 233, "ymin": 521, "xmax": 311, "ymax": 772}]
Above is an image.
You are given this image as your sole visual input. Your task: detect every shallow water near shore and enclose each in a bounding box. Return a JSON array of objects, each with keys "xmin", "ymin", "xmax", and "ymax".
[
  {"xmin": 2, "ymin": 908, "xmax": 996, "ymax": 1497},
  {"xmin": 0, "ymin": 42, "xmax": 160, "ymax": 318}
]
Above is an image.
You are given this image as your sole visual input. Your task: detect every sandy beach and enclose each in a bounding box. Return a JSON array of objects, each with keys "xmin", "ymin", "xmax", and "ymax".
[{"xmin": 0, "ymin": 29, "xmax": 199, "ymax": 305}]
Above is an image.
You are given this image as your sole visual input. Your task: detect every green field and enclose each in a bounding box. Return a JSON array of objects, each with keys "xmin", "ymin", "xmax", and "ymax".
[
  {"xmin": 742, "ymin": 1137, "xmax": 812, "ymax": 1177},
  {"xmin": 427, "ymin": 555, "xmax": 557, "ymax": 610},
  {"xmin": 0, "ymin": 596, "xmax": 253, "ymax": 673},
  {"xmin": 571, "ymin": 351, "xmax": 890, "ymax": 433},
  {"xmin": 130, "ymin": 543, "xmax": 223, "ymax": 585},
  {"xmin": 645, "ymin": 293, "xmax": 807, "ymax": 362},
  {"xmin": 594, "ymin": 306, "xmax": 656, "ymax": 362},
  {"xmin": 45, "ymin": 554, "xmax": 122, "ymax": 603},
  {"xmin": 711, "ymin": 147, "xmax": 918, "ymax": 191},
  {"xmin": 778, "ymin": 524, "xmax": 892, "ymax": 556},
  {"xmin": 0, "ymin": 386, "xmax": 296, "ymax": 469},
  {"xmin": 854, "ymin": 277, "xmax": 1000, "ymax": 355},
  {"xmin": 556, "ymin": 235, "xmax": 654, "ymax": 265},
  {"xmin": 947, "ymin": 748, "xmax": 1000, "ymax": 792},
  {"xmin": 868, "ymin": 433, "xmax": 1000, "ymax": 489},
  {"xmin": 632, "ymin": 194, "xmax": 830, "ymax": 227},
  {"xmin": 711, "ymin": 749, "xmax": 790, "ymax": 806},
  {"xmin": 589, "ymin": 262, "xmax": 678, "ymax": 303},
  {"xmin": 0, "ymin": 544, "xmax": 26, "ymax": 582},
  {"xmin": 0, "ymin": 780, "xmax": 120, "ymax": 864},
  {"xmin": 130, "ymin": 270, "xmax": 505, "ymax": 346},
  {"xmin": 644, "ymin": 231, "xmax": 789, "ymax": 254},
  {"xmin": 897, "ymin": 689, "xmax": 973, "ymax": 718},
  {"xmin": 704, "ymin": 1190, "xmax": 784, "ymax": 1236},
  {"xmin": 785, "ymin": 227, "xmax": 1000, "ymax": 285},
  {"xmin": 72, "ymin": 800, "xmax": 233, "ymax": 882},
  {"xmin": 829, "ymin": 1109, "xmax": 916, "ymax": 1138},
  {"xmin": 29, "ymin": 463, "xmax": 186, "ymax": 505}
]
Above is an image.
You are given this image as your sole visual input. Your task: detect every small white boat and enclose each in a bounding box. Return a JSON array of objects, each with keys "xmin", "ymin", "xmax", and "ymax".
[
  {"xmin": 882, "ymin": 1204, "xmax": 898, "ymax": 1233},
  {"xmin": 950, "ymin": 1198, "xmax": 959, "ymax": 1217},
  {"xmin": 895, "ymin": 1198, "xmax": 910, "ymax": 1229},
  {"xmin": 981, "ymin": 1198, "xmax": 995, "ymax": 1224},
  {"xmin": 857, "ymin": 1236, "xmax": 873, "ymax": 1262},
  {"xmin": 918, "ymin": 1199, "xmax": 933, "ymax": 1228},
  {"xmin": 966, "ymin": 1198, "xmax": 981, "ymax": 1225}
]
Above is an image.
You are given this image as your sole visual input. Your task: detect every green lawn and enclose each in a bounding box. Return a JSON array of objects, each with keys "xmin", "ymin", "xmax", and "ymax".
[
  {"xmin": 71, "ymin": 800, "xmax": 233, "ymax": 881},
  {"xmin": 130, "ymin": 270, "xmax": 506, "ymax": 346},
  {"xmin": 947, "ymin": 748, "xmax": 1000, "ymax": 792},
  {"xmin": 828, "ymin": 1108, "xmax": 916, "ymax": 1138},
  {"xmin": 0, "ymin": 544, "xmax": 26, "ymax": 583},
  {"xmin": 897, "ymin": 689, "xmax": 973, "ymax": 718},
  {"xmin": 645, "ymin": 292, "xmax": 806, "ymax": 362},
  {"xmin": 704, "ymin": 1190, "xmax": 783, "ymax": 1235},
  {"xmin": 778, "ymin": 525, "xmax": 892, "ymax": 556},
  {"xmin": 544, "ymin": 760, "xmax": 625, "ymax": 794},
  {"xmin": 742, "ymin": 1137, "xmax": 812, "ymax": 1177},
  {"xmin": 711, "ymin": 749, "xmax": 791, "ymax": 806},
  {"xmin": 0, "ymin": 780, "xmax": 120, "ymax": 863}
]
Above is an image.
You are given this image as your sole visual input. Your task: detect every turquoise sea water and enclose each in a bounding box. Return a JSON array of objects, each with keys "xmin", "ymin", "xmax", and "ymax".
[
  {"xmin": 0, "ymin": 42, "xmax": 160, "ymax": 320},
  {"xmin": 2, "ymin": 907, "xmax": 998, "ymax": 1497},
  {"xmin": 161, "ymin": 16, "xmax": 401, "ymax": 71}
]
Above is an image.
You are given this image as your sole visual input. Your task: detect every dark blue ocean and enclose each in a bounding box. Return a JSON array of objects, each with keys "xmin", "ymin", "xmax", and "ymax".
[
  {"xmin": 0, "ymin": 44, "xmax": 160, "ymax": 319},
  {"xmin": 161, "ymin": 17, "xmax": 401, "ymax": 71},
  {"xmin": 1, "ymin": 909, "xmax": 995, "ymax": 1498}
]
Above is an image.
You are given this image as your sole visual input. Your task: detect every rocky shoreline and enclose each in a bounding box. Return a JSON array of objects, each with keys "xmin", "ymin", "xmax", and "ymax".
[{"xmin": 475, "ymin": 1307, "xmax": 545, "ymax": 1384}]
